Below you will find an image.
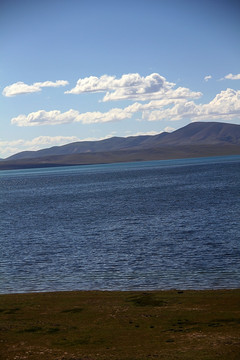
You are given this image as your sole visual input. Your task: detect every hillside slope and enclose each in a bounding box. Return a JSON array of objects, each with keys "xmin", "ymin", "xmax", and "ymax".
[{"xmin": 6, "ymin": 122, "xmax": 240, "ymax": 161}]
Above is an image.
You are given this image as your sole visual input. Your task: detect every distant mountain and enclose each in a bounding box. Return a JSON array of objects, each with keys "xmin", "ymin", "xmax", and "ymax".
[
  {"xmin": 1, "ymin": 122, "xmax": 240, "ymax": 170},
  {"xmin": 156, "ymin": 121, "xmax": 240, "ymax": 146},
  {"xmin": 6, "ymin": 135, "xmax": 155, "ymax": 160},
  {"xmin": 6, "ymin": 122, "xmax": 240, "ymax": 162}
]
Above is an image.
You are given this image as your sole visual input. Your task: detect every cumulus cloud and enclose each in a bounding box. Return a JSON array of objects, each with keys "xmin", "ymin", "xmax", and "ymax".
[
  {"xmin": 102, "ymin": 73, "xmax": 174, "ymax": 101},
  {"xmin": 2, "ymin": 80, "xmax": 69, "ymax": 97},
  {"xmin": 65, "ymin": 73, "xmax": 201, "ymax": 102},
  {"xmin": 11, "ymin": 109, "xmax": 79, "ymax": 126},
  {"xmin": 143, "ymin": 88, "xmax": 240, "ymax": 122},
  {"xmin": 66, "ymin": 73, "xmax": 169, "ymax": 95},
  {"xmin": 0, "ymin": 136, "xmax": 80, "ymax": 158},
  {"xmin": 11, "ymin": 104, "xmax": 139, "ymax": 127},
  {"xmin": 223, "ymin": 73, "xmax": 240, "ymax": 80},
  {"xmin": 204, "ymin": 75, "xmax": 212, "ymax": 82},
  {"xmin": 65, "ymin": 74, "xmax": 118, "ymax": 94}
]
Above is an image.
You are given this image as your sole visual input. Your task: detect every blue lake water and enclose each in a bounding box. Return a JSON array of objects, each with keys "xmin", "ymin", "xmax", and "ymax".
[{"xmin": 0, "ymin": 155, "xmax": 240, "ymax": 294}]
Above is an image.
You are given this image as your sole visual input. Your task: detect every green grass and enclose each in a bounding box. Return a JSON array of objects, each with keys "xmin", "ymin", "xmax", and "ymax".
[{"xmin": 0, "ymin": 290, "xmax": 240, "ymax": 359}]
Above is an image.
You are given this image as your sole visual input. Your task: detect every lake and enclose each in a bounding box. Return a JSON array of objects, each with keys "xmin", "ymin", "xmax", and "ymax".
[{"xmin": 0, "ymin": 155, "xmax": 239, "ymax": 293}]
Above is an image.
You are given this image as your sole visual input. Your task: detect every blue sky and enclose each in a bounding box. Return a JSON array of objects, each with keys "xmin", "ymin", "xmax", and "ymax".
[{"xmin": 1, "ymin": 0, "xmax": 240, "ymax": 158}]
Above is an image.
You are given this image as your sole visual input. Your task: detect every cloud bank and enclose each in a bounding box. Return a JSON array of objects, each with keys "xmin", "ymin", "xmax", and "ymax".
[
  {"xmin": 144, "ymin": 89, "xmax": 240, "ymax": 122},
  {"xmin": 2, "ymin": 80, "xmax": 69, "ymax": 97},
  {"xmin": 7, "ymin": 73, "xmax": 240, "ymax": 127},
  {"xmin": 0, "ymin": 136, "xmax": 80, "ymax": 157},
  {"xmin": 11, "ymin": 88, "xmax": 240, "ymax": 126}
]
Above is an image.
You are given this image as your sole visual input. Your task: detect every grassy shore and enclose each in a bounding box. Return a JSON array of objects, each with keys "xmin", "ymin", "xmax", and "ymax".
[{"xmin": 0, "ymin": 289, "xmax": 240, "ymax": 360}]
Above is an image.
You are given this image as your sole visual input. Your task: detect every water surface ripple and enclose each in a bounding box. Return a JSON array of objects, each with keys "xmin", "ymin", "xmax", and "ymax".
[{"xmin": 0, "ymin": 156, "xmax": 239, "ymax": 293}]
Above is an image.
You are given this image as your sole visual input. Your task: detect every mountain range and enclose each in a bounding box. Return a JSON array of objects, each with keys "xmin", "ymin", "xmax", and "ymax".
[{"xmin": 1, "ymin": 121, "xmax": 240, "ymax": 170}]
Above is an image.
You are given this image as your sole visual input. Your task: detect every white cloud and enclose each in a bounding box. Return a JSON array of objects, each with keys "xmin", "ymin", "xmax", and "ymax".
[
  {"xmin": 124, "ymin": 130, "xmax": 160, "ymax": 137},
  {"xmin": 66, "ymin": 73, "xmax": 169, "ymax": 95},
  {"xmin": 2, "ymin": 80, "xmax": 69, "ymax": 97},
  {"xmin": 204, "ymin": 75, "xmax": 212, "ymax": 82},
  {"xmin": 11, "ymin": 104, "xmax": 139, "ymax": 127},
  {"xmin": 102, "ymin": 73, "xmax": 173, "ymax": 101},
  {"xmin": 24, "ymin": 135, "xmax": 80, "ymax": 147},
  {"xmin": 11, "ymin": 88, "xmax": 240, "ymax": 126},
  {"xmin": 223, "ymin": 73, "xmax": 240, "ymax": 80},
  {"xmin": 11, "ymin": 100, "xmax": 189, "ymax": 127},
  {"xmin": 164, "ymin": 126, "xmax": 176, "ymax": 132},
  {"xmin": 126, "ymin": 127, "xmax": 175, "ymax": 138},
  {"xmin": 0, "ymin": 136, "xmax": 80, "ymax": 158},
  {"xmin": 143, "ymin": 88, "xmax": 240, "ymax": 122},
  {"xmin": 65, "ymin": 73, "xmax": 201, "ymax": 102},
  {"xmin": 65, "ymin": 74, "xmax": 117, "ymax": 94},
  {"xmin": 75, "ymin": 105, "xmax": 137, "ymax": 124},
  {"xmin": 11, "ymin": 109, "xmax": 79, "ymax": 126}
]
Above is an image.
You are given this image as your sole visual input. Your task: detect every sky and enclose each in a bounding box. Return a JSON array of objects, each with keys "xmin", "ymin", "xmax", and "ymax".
[{"xmin": 1, "ymin": 0, "xmax": 240, "ymax": 158}]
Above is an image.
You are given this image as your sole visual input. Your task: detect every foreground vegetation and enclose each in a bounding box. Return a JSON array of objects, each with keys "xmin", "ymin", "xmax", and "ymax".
[{"xmin": 0, "ymin": 290, "xmax": 240, "ymax": 360}]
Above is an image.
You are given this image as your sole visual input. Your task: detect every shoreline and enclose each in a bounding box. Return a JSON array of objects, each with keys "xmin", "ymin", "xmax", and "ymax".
[
  {"xmin": 1, "ymin": 145, "xmax": 240, "ymax": 171},
  {"xmin": 1, "ymin": 287, "xmax": 240, "ymax": 296}
]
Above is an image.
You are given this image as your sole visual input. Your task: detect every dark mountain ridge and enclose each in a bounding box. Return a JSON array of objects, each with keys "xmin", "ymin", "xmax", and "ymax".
[
  {"xmin": 1, "ymin": 122, "xmax": 240, "ymax": 170},
  {"xmin": 7, "ymin": 135, "xmax": 154, "ymax": 160},
  {"xmin": 6, "ymin": 121, "xmax": 240, "ymax": 162}
]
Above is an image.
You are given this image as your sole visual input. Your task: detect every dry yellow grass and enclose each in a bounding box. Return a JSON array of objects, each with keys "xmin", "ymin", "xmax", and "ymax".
[{"xmin": 0, "ymin": 289, "xmax": 240, "ymax": 360}]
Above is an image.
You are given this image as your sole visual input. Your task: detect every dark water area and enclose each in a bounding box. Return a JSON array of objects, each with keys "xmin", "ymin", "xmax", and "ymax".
[{"xmin": 0, "ymin": 156, "xmax": 240, "ymax": 294}]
